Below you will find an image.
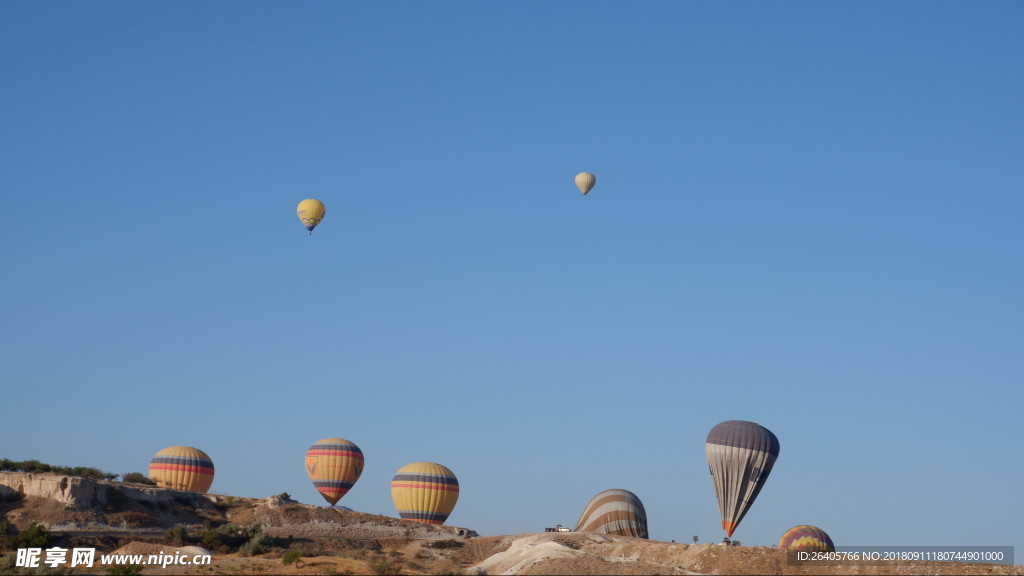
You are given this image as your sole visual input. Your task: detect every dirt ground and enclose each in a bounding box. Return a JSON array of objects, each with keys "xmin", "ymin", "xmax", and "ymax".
[{"xmin": 106, "ymin": 534, "xmax": 1024, "ymax": 576}]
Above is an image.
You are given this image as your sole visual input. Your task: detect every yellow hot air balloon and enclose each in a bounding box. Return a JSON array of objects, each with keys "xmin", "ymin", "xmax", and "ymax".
[
  {"xmin": 575, "ymin": 172, "xmax": 596, "ymax": 196},
  {"xmin": 390, "ymin": 462, "xmax": 459, "ymax": 525},
  {"xmin": 148, "ymin": 446, "xmax": 215, "ymax": 493},
  {"xmin": 305, "ymin": 438, "xmax": 364, "ymax": 506},
  {"xmin": 297, "ymin": 199, "xmax": 326, "ymax": 235}
]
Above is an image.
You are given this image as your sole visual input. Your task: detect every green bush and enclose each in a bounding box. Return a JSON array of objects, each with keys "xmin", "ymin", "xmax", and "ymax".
[
  {"xmin": 282, "ymin": 549, "xmax": 304, "ymax": 565},
  {"xmin": 120, "ymin": 472, "xmax": 154, "ymax": 485},
  {"xmin": 198, "ymin": 523, "xmax": 251, "ymax": 553},
  {"xmin": 239, "ymin": 533, "xmax": 274, "ymax": 557},
  {"xmin": 199, "ymin": 530, "xmax": 225, "ymax": 551},
  {"xmin": 164, "ymin": 525, "xmax": 189, "ymax": 546},
  {"xmin": 0, "ymin": 459, "xmax": 114, "ymax": 480},
  {"xmin": 15, "ymin": 523, "xmax": 50, "ymax": 548}
]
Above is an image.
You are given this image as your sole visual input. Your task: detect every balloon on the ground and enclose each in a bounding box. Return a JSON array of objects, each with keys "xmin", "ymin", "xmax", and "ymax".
[
  {"xmin": 296, "ymin": 199, "xmax": 326, "ymax": 234},
  {"xmin": 575, "ymin": 172, "xmax": 596, "ymax": 196},
  {"xmin": 390, "ymin": 462, "xmax": 459, "ymax": 525},
  {"xmin": 706, "ymin": 420, "xmax": 780, "ymax": 537},
  {"xmin": 148, "ymin": 446, "xmax": 215, "ymax": 493},
  {"xmin": 779, "ymin": 525, "xmax": 835, "ymax": 552},
  {"xmin": 574, "ymin": 489, "xmax": 648, "ymax": 538},
  {"xmin": 305, "ymin": 438, "xmax": 364, "ymax": 506}
]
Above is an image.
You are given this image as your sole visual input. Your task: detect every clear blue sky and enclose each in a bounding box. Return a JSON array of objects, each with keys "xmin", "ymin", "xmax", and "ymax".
[{"xmin": 3, "ymin": 1, "xmax": 1021, "ymax": 554}]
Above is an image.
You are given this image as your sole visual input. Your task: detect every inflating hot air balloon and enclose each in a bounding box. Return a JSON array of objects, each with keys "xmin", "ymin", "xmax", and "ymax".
[
  {"xmin": 390, "ymin": 462, "xmax": 459, "ymax": 525},
  {"xmin": 575, "ymin": 172, "xmax": 596, "ymax": 196},
  {"xmin": 305, "ymin": 438, "xmax": 364, "ymax": 506},
  {"xmin": 779, "ymin": 525, "xmax": 835, "ymax": 552},
  {"xmin": 706, "ymin": 420, "xmax": 780, "ymax": 537},
  {"xmin": 575, "ymin": 489, "xmax": 648, "ymax": 539},
  {"xmin": 296, "ymin": 199, "xmax": 326, "ymax": 235},
  {"xmin": 148, "ymin": 446, "xmax": 215, "ymax": 493}
]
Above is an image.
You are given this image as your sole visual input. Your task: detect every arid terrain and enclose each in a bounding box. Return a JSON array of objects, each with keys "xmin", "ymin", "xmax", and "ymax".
[{"xmin": 1, "ymin": 472, "xmax": 1019, "ymax": 575}]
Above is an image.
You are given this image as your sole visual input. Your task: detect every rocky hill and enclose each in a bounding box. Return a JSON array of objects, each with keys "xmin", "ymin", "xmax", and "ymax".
[{"xmin": 1, "ymin": 472, "xmax": 1019, "ymax": 575}]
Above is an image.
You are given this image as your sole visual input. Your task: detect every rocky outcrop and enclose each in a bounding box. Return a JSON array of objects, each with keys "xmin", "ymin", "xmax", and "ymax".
[
  {"xmin": 0, "ymin": 471, "xmax": 478, "ymax": 539},
  {"xmin": 0, "ymin": 471, "xmax": 217, "ymax": 510}
]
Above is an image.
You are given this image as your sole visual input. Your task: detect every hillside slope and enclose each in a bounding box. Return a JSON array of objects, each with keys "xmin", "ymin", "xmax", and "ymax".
[{"xmin": 1, "ymin": 472, "xmax": 1018, "ymax": 575}]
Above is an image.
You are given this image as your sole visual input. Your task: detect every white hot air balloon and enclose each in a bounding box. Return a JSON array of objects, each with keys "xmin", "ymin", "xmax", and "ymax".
[{"xmin": 575, "ymin": 172, "xmax": 596, "ymax": 196}]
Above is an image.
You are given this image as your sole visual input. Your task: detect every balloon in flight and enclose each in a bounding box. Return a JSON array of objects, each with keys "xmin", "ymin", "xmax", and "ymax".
[
  {"xmin": 706, "ymin": 420, "xmax": 780, "ymax": 537},
  {"xmin": 148, "ymin": 446, "xmax": 215, "ymax": 493},
  {"xmin": 296, "ymin": 199, "xmax": 326, "ymax": 234},
  {"xmin": 779, "ymin": 525, "xmax": 835, "ymax": 552},
  {"xmin": 390, "ymin": 462, "xmax": 459, "ymax": 525},
  {"xmin": 575, "ymin": 172, "xmax": 596, "ymax": 196},
  {"xmin": 305, "ymin": 438, "xmax": 364, "ymax": 506},
  {"xmin": 574, "ymin": 489, "xmax": 648, "ymax": 538}
]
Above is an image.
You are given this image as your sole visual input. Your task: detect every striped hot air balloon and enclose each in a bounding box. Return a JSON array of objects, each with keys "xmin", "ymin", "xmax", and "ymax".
[
  {"xmin": 305, "ymin": 438, "xmax": 364, "ymax": 506},
  {"xmin": 575, "ymin": 489, "xmax": 648, "ymax": 539},
  {"xmin": 296, "ymin": 199, "xmax": 326, "ymax": 235},
  {"xmin": 148, "ymin": 446, "xmax": 215, "ymax": 493},
  {"xmin": 390, "ymin": 462, "xmax": 459, "ymax": 525},
  {"xmin": 706, "ymin": 420, "xmax": 780, "ymax": 537},
  {"xmin": 779, "ymin": 525, "xmax": 835, "ymax": 552}
]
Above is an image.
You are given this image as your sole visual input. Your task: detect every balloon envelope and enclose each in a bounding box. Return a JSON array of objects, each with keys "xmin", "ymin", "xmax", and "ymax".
[
  {"xmin": 305, "ymin": 438, "xmax": 364, "ymax": 506},
  {"xmin": 148, "ymin": 446, "xmax": 215, "ymax": 493},
  {"xmin": 575, "ymin": 172, "xmax": 596, "ymax": 196},
  {"xmin": 391, "ymin": 462, "xmax": 459, "ymax": 525},
  {"xmin": 706, "ymin": 420, "xmax": 780, "ymax": 537},
  {"xmin": 779, "ymin": 525, "xmax": 835, "ymax": 552},
  {"xmin": 296, "ymin": 199, "xmax": 326, "ymax": 234},
  {"xmin": 574, "ymin": 489, "xmax": 648, "ymax": 539}
]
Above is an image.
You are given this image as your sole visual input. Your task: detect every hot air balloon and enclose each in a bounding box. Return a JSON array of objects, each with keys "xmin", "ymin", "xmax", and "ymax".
[
  {"xmin": 575, "ymin": 489, "xmax": 648, "ymax": 539},
  {"xmin": 706, "ymin": 420, "xmax": 780, "ymax": 537},
  {"xmin": 575, "ymin": 172, "xmax": 596, "ymax": 196},
  {"xmin": 779, "ymin": 525, "xmax": 835, "ymax": 552},
  {"xmin": 148, "ymin": 446, "xmax": 215, "ymax": 493},
  {"xmin": 390, "ymin": 462, "xmax": 459, "ymax": 525},
  {"xmin": 305, "ymin": 438, "xmax": 364, "ymax": 506},
  {"xmin": 296, "ymin": 199, "xmax": 326, "ymax": 235}
]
